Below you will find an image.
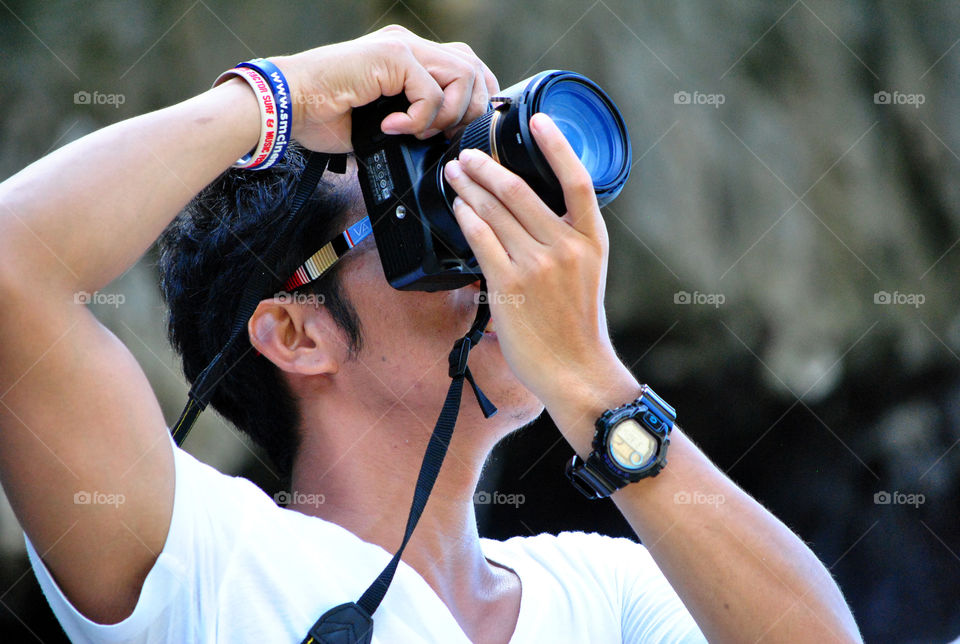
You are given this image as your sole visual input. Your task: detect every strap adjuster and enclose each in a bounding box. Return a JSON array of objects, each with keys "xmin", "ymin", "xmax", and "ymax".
[{"xmin": 448, "ymin": 337, "xmax": 472, "ymax": 378}]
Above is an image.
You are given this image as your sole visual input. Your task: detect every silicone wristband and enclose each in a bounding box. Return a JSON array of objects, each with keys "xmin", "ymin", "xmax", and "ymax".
[
  {"xmin": 213, "ymin": 66, "xmax": 278, "ymax": 169},
  {"xmin": 236, "ymin": 58, "xmax": 292, "ymax": 168}
]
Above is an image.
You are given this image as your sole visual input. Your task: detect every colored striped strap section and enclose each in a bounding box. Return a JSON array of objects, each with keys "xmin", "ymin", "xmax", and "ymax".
[{"xmin": 283, "ymin": 216, "xmax": 372, "ymax": 291}]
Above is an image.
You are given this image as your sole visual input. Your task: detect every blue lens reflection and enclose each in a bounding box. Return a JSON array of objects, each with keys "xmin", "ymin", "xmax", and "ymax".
[{"xmin": 539, "ymin": 80, "xmax": 625, "ymax": 187}]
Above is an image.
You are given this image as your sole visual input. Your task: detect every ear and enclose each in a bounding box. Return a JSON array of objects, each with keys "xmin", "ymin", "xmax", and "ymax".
[{"xmin": 248, "ymin": 296, "xmax": 341, "ymax": 377}]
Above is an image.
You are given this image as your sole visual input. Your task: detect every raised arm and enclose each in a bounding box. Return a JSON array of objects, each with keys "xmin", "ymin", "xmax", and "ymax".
[
  {"xmin": 443, "ymin": 113, "xmax": 863, "ymax": 642},
  {"xmin": 0, "ymin": 25, "xmax": 496, "ymax": 623}
]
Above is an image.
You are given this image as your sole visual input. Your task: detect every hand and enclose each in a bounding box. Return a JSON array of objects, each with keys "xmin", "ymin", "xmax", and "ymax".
[
  {"xmin": 271, "ymin": 25, "xmax": 499, "ymax": 152},
  {"xmin": 443, "ymin": 113, "xmax": 624, "ymax": 411}
]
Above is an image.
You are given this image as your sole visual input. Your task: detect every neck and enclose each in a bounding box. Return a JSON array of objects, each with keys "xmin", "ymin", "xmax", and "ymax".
[{"xmin": 289, "ymin": 402, "xmax": 506, "ymax": 610}]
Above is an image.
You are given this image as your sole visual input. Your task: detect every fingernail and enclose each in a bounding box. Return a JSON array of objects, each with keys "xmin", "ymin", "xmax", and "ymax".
[
  {"xmin": 445, "ymin": 160, "xmax": 462, "ymax": 179},
  {"xmin": 453, "ymin": 196, "xmax": 465, "ymax": 210},
  {"xmin": 530, "ymin": 113, "xmax": 551, "ymax": 131},
  {"xmin": 459, "ymin": 148, "xmax": 481, "ymax": 165}
]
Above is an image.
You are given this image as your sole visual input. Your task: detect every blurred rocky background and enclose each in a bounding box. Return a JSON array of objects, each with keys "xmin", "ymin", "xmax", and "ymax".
[{"xmin": 2, "ymin": 1, "xmax": 959, "ymax": 642}]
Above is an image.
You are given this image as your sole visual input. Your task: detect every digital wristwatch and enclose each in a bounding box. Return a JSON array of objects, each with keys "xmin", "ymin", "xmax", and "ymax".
[{"xmin": 565, "ymin": 385, "xmax": 675, "ymax": 499}]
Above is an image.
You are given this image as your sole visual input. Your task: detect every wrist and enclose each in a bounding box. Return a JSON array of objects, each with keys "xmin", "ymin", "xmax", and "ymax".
[
  {"xmin": 210, "ymin": 78, "xmax": 262, "ymax": 163},
  {"xmin": 564, "ymin": 382, "xmax": 676, "ymax": 499},
  {"xmin": 212, "ymin": 59, "xmax": 294, "ymax": 169},
  {"xmin": 546, "ymin": 356, "xmax": 641, "ymax": 458},
  {"xmin": 267, "ymin": 54, "xmax": 307, "ymax": 141}
]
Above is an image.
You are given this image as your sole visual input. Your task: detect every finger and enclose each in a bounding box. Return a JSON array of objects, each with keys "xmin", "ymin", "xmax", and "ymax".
[
  {"xmin": 463, "ymin": 64, "xmax": 490, "ymax": 124},
  {"xmin": 379, "ymin": 49, "xmax": 444, "ymax": 135},
  {"xmin": 440, "ymin": 64, "xmax": 491, "ymax": 139},
  {"xmin": 403, "ymin": 39, "xmax": 495, "ymax": 134},
  {"xmin": 427, "ymin": 61, "xmax": 474, "ymax": 133},
  {"xmin": 446, "ymin": 41, "xmax": 500, "ymax": 95},
  {"xmin": 456, "ymin": 148, "xmax": 568, "ymax": 245},
  {"xmin": 450, "ymin": 195, "xmax": 511, "ymax": 278},
  {"xmin": 444, "ymin": 159, "xmax": 537, "ymax": 259},
  {"xmin": 481, "ymin": 63, "xmax": 499, "ymax": 97},
  {"xmin": 529, "ymin": 113, "xmax": 602, "ymax": 235},
  {"xmin": 401, "ymin": 42, "xmax": 477, "ymax": 135},
  {"xmin": 444, "ymin": 42, "xmax": 498, "ymax": 119}
]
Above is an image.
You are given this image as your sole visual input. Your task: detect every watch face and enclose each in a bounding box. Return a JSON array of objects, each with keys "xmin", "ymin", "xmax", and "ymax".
[{"xmin": 608, "ymin": 419, "xmax": 657, "ymax": 471}]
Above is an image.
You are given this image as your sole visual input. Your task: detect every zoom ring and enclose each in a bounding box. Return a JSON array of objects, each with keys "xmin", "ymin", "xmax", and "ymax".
[{"xmin": 458, "ymin": 108, "xmax": 495, "ymax": 157}]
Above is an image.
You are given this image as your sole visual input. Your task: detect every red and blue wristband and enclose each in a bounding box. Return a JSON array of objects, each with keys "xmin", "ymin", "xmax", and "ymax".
[
  {"xmin": 236, "ymin": 59, "xmax": 292, "ymax": 169},
  {"xmin": 214, "ymin": 58, "xmax": 292, "ymax": 170}
]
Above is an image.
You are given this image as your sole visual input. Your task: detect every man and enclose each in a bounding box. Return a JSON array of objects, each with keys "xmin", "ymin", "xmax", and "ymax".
[{"xmin": 0, "ymin": 26, "xmax": 861, "ymax": 642}]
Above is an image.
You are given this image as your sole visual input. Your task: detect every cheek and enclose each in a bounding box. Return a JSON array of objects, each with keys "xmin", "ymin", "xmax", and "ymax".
[
  {"xmin": 339, "ymin": 254, "xmax": 476, "ymax": 398},
  {"xmin": 363, "ymin": 289, "xmax": 471, "ymax": 361},
  {"xmin": 348, "ymin": 252, "xmax": 474, "ymax": 348},
  {"xmin": 337, "ymin": 254, "xmax": 541, "ymax": 427}
]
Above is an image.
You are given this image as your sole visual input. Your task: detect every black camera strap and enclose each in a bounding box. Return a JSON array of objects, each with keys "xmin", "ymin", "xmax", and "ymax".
[{"xmin": 302, "ymin": 297, "xmax": 497, "ymax": 644}]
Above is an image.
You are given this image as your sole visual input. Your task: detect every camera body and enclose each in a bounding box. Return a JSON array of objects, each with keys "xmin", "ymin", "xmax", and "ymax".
[
  {"xmin": 352, "ymin": 94, "xmax": 477, "ymax": 291},
  {"xmin": 351, "ymin": 70, "xmax": 631, "ymax": 292}
]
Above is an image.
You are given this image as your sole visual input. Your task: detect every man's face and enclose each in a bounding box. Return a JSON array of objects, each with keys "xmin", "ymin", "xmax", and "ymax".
[{"xmin": 327, "ymin": 186, "xmax": 545, "ymax": 443}]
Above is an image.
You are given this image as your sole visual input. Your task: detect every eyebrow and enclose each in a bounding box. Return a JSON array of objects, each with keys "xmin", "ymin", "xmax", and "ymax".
[{"xmin": 282, "ymin": 215, "xmax": 372, "ymax": 291}]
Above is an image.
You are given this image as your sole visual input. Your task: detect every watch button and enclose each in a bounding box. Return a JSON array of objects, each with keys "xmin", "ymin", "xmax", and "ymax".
[{"xmin": 644, "ymin": 411, "xmax": 662, "ymax": 429}]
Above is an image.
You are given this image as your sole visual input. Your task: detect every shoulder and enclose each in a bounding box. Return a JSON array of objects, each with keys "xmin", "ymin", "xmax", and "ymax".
[
  {"xmin": 487, "ymin": 530, "xmax": 657, "ymax": 574},
  {"xmin": 171, "ymin": 444, "xmax": 273, "ymax": 507},
  {"xmin": 23, "ymin": 441, "xmax": 285, "ymax": 641},
  {"xmin": 485, "ymin": 532, "xmax": 707, "ymax": 642},
  {"xmin": 168, "ymin": 443, "xmax": 282, "ymax": 539},
  {"xmin": 483, "ymin": 530, "xmax": 667, "ymax": 598}
]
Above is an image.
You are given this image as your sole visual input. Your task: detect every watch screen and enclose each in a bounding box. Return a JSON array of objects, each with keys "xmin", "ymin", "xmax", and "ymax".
[{"xmin": 608, "ymin": 419, "xmax": 656, "ymax": 471}]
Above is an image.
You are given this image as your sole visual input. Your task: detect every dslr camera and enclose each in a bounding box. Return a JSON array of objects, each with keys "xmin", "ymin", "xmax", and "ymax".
[{"xmin": 351, "ymin": 70, "xmax": 631, "ymax": 291}]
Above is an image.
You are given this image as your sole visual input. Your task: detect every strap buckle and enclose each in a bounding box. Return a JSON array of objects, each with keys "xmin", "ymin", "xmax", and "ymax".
[
  {"xmin": 448, "ymin": 337, "xmax": 472, "ymax": 378},
  {"xmin": 565, "ymin": 454, "xmax": 621, "ymax": 500}
]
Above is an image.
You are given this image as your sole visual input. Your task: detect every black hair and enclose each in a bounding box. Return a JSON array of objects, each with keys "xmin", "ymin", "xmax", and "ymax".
[{"xmin": 158, "ymin": 143, "xmax": 364, "ymax": 477}]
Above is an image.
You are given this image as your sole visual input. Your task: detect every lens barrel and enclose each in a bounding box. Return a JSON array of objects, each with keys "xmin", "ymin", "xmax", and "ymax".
[
  {"xmin": 445, "ymin": 70, "xmax": 631, "ymax": 215},
  {"xmin": 457, "ymin": 108, "xmax": 497, "ymax": 157}
]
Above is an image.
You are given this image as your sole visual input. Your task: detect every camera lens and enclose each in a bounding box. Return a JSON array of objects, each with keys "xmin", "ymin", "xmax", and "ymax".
[
  {"xmin": 537, "ymin": 79, "xmax": 626, "ymax": 190},
  {"xmin": 443, "ymin": 70, "xmax": 631, "ymax": 215}
]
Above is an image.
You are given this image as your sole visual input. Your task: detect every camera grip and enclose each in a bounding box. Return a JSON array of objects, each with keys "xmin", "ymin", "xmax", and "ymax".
[{"xmin": 351, "ymin": 94, "xmax": 412, "ymax": 151}]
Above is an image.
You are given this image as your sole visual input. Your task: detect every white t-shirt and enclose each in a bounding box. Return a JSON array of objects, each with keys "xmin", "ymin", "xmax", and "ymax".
[{"xmin": 26, "ymin": 443, "xmax": 706, "ymax": 643}]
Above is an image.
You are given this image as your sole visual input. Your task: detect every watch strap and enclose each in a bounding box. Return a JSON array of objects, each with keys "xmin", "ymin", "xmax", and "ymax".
[
  {"xmin": 565, "ymin": 385, "xmax": 676, "ymax": 500},
  {"xmin": 565, "ymin": 452, "xmax": 626, "ymax": 500}
]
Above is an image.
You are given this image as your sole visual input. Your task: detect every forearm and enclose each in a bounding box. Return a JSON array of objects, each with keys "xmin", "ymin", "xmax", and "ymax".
[
  {"xmin": 548, "ymin": 366, "xmax": 862, "ymax": 643},
  {"xmin": 0, "ymin": 78, "xmax": 258, "ymax": 295},
  {"xmin": 438, "ymin": 51, "xmax": 858, "ymax": 640}
]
